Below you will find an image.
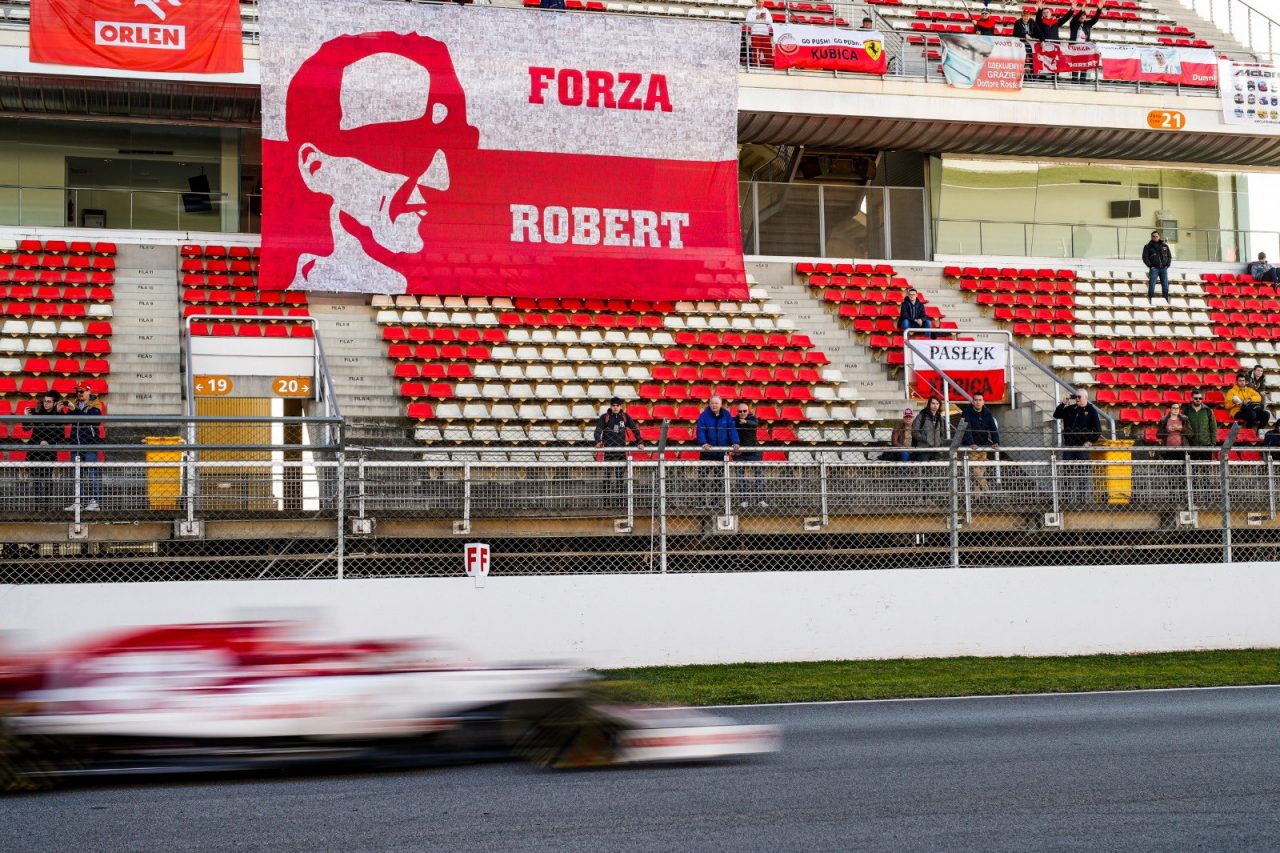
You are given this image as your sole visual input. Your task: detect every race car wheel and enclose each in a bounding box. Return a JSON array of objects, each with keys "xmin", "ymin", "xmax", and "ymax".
[{"xmin": 513, "ymin": 700, "xmax": 622, "ymax": 769}]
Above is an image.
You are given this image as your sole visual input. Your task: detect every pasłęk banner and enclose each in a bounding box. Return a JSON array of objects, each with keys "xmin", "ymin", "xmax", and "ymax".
[
  {"xmin": 907, "ymin": 340, "xmax": 1009, "ymax": 403},
  {"xmin": 259, "ymin": 1, "xmax": 747, "ymax": 300}
]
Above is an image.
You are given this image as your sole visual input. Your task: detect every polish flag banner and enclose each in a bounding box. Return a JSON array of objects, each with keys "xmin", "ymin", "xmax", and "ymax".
[
  {"xmin": 30, "ymin": 0, "xmax": 243, "ymax": 74},
  {"xmin": 258, "ymin": 0, "xmax": 747, "ymax": 300},
  {"xmin": 907, "ymin": 340, "xmax": 1008, "ymax": 403},
  {"xmin": 770, "ymin": 25, "xmax": 888, "ymax": 74},
  {"xmin": 1098, "ymin": 44, "xmax": 1218, "ymax": 88}
]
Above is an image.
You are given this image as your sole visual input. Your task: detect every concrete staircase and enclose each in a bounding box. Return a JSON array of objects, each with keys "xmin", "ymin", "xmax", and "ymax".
[
  {"xmin": 759, "ymin": 259, "xmax": 1070, "ymax": 444},
  {"xmin": 750, "ymin": 260, "xmax": 914, "ymax": 424},
  {"xmin": 305, "ymin": 293, "xmax": 407, "ymax": 442},
  {"xmin": 106, "ymin": 244, "xmax": 184, "ymax": 417}
]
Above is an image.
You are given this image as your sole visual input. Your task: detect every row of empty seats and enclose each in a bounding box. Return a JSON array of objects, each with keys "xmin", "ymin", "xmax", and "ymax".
[
  {"xmin": 949, "ymin": 263, "xmax": 1280, "ymax": 427},
  {"xmin": 379, "ymin": 277, "xmax": 874, "ymax": 439},
  {"xmin": 180, "ymin": 244, "xmax": 311, "ymax": 337},
  {"xmin": 0, "ymin": 240, "xmax": 115, "ymax": 410}
]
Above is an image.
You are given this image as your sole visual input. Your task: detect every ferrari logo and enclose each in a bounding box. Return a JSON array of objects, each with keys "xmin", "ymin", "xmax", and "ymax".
[{"xmin": 865, "ymin": 40, "xmax": 883, "ymax": 62}]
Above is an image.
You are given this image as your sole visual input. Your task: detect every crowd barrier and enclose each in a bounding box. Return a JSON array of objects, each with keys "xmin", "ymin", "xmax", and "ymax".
[{"xmin": 2, "ymin": 415, "xmax": 1278, "ymax": 583}]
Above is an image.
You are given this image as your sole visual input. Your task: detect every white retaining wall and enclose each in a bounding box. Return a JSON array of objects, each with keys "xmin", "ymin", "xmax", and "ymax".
[{"xmin": 3, "ymin": 562, "xmax": 1278, "ymax": 667}]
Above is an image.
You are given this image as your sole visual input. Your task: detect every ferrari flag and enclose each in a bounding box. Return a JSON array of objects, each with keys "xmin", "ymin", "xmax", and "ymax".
[
  {"xmin": 30, "ymin": 0, "xmax": 243, "ymax": 73},
  {"xmin": 259, "ymin": 0, "xmax": 747, "ymax": 300},
  {"xmin": 770, "ymin": 25, "xmax": 887, "ymax": 74}
]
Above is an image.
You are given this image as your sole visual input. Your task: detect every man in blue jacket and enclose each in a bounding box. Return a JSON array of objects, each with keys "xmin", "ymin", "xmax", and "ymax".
[
  {"xmin": 957, "ymin": 392, "xmax": 1000, "ymax": 493},
  {"xmin": 66, "ymin": 384, "xmax": 104, "ymax": 511},
  {"xmin": 695, "ymin": 395, "xmax": 739, "ymax": 507}
]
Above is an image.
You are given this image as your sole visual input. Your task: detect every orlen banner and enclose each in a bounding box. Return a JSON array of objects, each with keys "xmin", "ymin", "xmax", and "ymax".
[
  {"xmin": 1033, "ymin": 42, "xmax": 1100, "ymax": 75},
  {"xmin": 770, "ymin": 25, "xmax": 887, "ymax": 74},
  {"xmin": 1098, "ymin": 45, "xmax": 1217, "ymax": 88},
  {"xmin": 938, "ymin": 35, "xmax": 1024, "ymax": 92},
  {"xmin": 907, "ymin": 340, "xmax": 1008, "ymax": 403},
  {"xmin": 259, "ymin": 0, "xmax": 746, "ymax": 299},
  {"xmin": 30, "ymin": 0, "xmax": 242, "ymax": 74}
]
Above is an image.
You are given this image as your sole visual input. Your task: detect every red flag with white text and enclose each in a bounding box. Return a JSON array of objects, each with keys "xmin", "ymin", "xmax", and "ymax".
[
  {"xmin": 258, "ymin": 0, "xmax": 746, "ymax": 300},
  {"xmin": 30, "ymin": 0, "xmax": 243, "ymax": 73}
]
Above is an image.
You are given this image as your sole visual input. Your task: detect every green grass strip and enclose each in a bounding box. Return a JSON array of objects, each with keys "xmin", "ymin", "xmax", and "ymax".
[{"xmin": 598, "ymin": 649, "xmax": 1280, "ymax": 706}]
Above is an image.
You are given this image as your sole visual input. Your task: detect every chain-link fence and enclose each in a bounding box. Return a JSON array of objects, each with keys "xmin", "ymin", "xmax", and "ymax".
[{"xmin": 3, "ymin": 416, "xmax": 1279, "ymax": 582}]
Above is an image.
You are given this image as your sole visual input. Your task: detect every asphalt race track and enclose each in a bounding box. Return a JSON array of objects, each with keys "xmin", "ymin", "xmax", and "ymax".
[{"xmin": 5, "ymin": 686, "xmax": 1278, "ymax": 852}]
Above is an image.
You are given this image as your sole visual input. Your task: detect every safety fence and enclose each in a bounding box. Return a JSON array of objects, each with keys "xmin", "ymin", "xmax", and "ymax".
[{"xmin": 2, "ymin": 416, "xmax": 1278, "ymax": 583}]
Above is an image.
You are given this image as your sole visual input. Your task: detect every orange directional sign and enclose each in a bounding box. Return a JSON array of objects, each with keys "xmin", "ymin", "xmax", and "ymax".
[
  {"xmin": 193, "ymin": 375, "xmax": 233, "ymax": 396},
  {"xmin": 1147, "ymin": 110, "xmax": 1186, "ymax": 130},
  {"xmin": 272, "ymin": 376, "xmax": 313, "ymax": 398}
]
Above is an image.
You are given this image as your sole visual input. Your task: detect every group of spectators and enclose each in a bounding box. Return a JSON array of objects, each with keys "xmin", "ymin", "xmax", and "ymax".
[{"xmin": 21, "ymin": 385, "xmax": 105, "ymax": 511}]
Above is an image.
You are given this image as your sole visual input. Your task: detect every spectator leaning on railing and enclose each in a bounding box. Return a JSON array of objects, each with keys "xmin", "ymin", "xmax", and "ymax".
[
  {"xmin": 66, "ymin": 383, "xmax": 104, "ymax": 512},
  {"xmin": 696, "ymin": 395, "xmax": 740, "ymax": 506},
  {"xmin": 24, "ymin": 394, "xmax": 65, "ymax": 509},
  {"xmin": 744, "ymin": 0, "xmax": 773, "ymax": 69},
  {"xmin": 1183, "ymin": 390, "xmax": 1217, "ymax": 458},
  {"xmin": 911, "ymin": 396, "xmax": 947, "ymax": 462},
  {"xmin": 957, "ymin": 393, "xmax": 1000, "ymax": 493},
  {"xmin": 1053, "ymin": 389, "xmax": 1100, "ymax": 499}
]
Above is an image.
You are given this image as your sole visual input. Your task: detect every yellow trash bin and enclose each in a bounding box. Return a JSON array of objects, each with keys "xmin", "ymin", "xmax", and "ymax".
[
  {"xmin": 1091, "ymin": 439, "xmax": 1134, "ymax": 506},
  {"xmin": 144, "ymin": 436, "xmax": 183, "ymax": 510}
]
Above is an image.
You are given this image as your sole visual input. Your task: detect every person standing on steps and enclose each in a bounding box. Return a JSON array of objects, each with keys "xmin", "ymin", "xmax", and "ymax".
[{"xmin": 1142, "ymin": 230, "xmax": 1173, "ymax": 301}]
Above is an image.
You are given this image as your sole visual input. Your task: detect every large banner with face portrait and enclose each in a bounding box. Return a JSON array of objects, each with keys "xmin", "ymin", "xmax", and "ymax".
[{"xmin": 258, "ymin": 0, "xmax": 746, "ymax": 299}]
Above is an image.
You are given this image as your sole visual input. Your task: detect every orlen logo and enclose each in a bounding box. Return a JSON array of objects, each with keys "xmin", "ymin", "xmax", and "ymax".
[
  {"xmin": 95, "ymin": 21, "xmax": 186, "ymax": 49},
  {"xmin": 95, "ymin": 0, "xmax": 186, "ymax": 50}
]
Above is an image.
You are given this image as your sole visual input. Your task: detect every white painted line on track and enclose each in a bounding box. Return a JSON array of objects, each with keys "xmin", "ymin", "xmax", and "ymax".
[{"xmin": 692, "ymin": 682, "xmax": 1280, "ymax": 710}]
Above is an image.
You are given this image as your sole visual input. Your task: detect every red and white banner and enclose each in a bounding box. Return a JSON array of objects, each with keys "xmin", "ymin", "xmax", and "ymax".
[
  {"xmin": 907, "ymin": 340, "xmax": 1008, "ymax": 403},
  {"xmin": 1033, "ymin": 41, "xmax": 1100, "ymax": 75},
  {"xmin": 259, "ymin": 0, "xmax": 746, "ymax": 300},
  {"xmin": 939, "ymin": 35, "xmax": 1024, "ymax": 92},
  {"xmin": 770, "ymin": 25, "xmax": 887, "ymax": 74},
  {"xmin": 30, "ymin": 0, "xmax": 242, "ymax": 74},
  {"xmin": 1098, "ymin": 45, "xmax": 1217, "ymax": 88}
]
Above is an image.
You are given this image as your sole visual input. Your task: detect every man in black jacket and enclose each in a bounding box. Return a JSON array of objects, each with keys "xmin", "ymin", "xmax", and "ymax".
[
  {"xmin": 1034, "ymin": 0, "xmax": 1064, "ymax": 41},
  {"xmin": 1069, "ymin": 0, "xmax": 1101, "ymax": 41},
  {"xmin": 1142, "ymin": 230, "xmax": 1173, "ymax": 301},
  {"xmin": 958, "ymin": 393, "xmax": 1000, "ymax": 493},
  {"xmin": 25, "ymin": 394, "xmax": 66, "ymax": 508},
  {"xmin": 733, "ymin": 402, "xmax": 766, "ymax": 509},
  {"xmin": 593, "ymin": 396, "xmax": 643, "ymax": 492},
  {"xmin": 1053, "ymin": 389, "xmax": 1102, "ymax": 500},
  {"xmin": 1013, "ymin": 7, "xmax": 1038, "ymax": 76}
]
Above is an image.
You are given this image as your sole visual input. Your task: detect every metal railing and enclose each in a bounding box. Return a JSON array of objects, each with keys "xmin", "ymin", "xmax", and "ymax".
[
  {"xmin": 741, "ymin": 181, "xmax": 930, "ymax": 260},
  {"xmin": 1180, "ymin": 0, "xmax": 1279, "ymax": 61},
  {"xmin": 0, "ymin": 184, "xmax": 263, "ymax": 233},
  {"xmin": 933, "ymin": 218, "xmax": 1280, "ymax": 264},
  {"xmin": 2, "ymin": 417, "xmax": 1278, "ymax": 582}
]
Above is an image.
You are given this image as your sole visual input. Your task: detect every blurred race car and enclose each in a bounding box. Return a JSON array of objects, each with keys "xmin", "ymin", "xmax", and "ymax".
[{"xmin": 0, "ymin": 622, "xmax": 777, "ymax": 789}]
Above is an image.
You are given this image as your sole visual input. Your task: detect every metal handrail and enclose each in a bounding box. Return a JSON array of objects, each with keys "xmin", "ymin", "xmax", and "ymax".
[
  {"xmin": 1008, "ymin": 338, "xmax": 1118, "ymax": 440},
  {"xmin": 899, "ymin": 331, "xmax": 978, "ymax": 427}
]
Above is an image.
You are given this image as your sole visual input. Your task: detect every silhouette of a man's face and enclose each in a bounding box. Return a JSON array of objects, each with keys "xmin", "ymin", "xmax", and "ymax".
[{"xmin": 285, "ymin": 33, "xmax": 479, "ymax": 273}]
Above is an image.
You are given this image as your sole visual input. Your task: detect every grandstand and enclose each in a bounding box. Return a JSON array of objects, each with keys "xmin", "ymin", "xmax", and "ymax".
[{"xmin": 0, "ymin": 0, "xmax": 1279, "ymax": 580}]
